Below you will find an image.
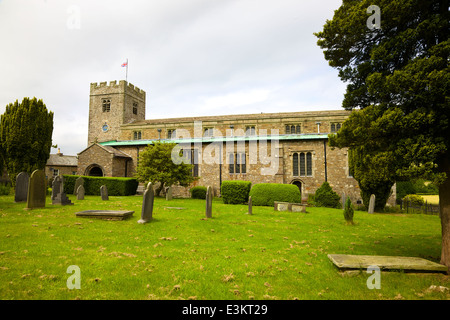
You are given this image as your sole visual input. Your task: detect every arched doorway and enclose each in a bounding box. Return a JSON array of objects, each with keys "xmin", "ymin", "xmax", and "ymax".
[
  {"xmin": 292, "ymin": 180, "xmax": 302, "ymax": 194},
  {"xmin": 85, "ymin": 164, "xmax": 104, "ymax": 177}
]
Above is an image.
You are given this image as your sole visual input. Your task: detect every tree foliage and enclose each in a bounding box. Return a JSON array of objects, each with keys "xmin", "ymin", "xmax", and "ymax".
[
  {"xmin": 315, "ymin": 0, "xmax": 450, "ymax": 265},
  {"xmin": 0, "ymin": 97, "xmax": 54, "ymax": 183},
  {"xmin": 135, "ymin": 141, "xmax": 196, "ymax": 196}
]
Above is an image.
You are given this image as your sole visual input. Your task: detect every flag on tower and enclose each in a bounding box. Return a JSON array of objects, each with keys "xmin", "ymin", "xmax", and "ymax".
[{"xmin": 121, "ymin": 61, "xmax": 128, "ymax": 67}]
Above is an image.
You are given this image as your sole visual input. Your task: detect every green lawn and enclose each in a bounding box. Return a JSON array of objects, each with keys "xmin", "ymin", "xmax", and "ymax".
[{"xmin": 0, "ymin": 194, "xmax": 448, "ymax": 300}]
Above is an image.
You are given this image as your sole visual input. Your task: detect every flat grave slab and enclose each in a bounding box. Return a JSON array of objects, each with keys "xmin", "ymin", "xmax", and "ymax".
[
  {"xmin": 75, "ymin": 210, "xmax": 134, "ymax": 221},
  {"xmin": 328, "ymin": 254, "xmax": 448, "ymax": 274}
]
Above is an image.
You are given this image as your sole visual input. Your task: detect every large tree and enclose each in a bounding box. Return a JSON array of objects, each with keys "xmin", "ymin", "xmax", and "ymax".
[
  {"xmin": 315, "ymin": 0, "xmax": 450, "ymax": 266},
  {"xmin": 135, "ymin": 141, "xmax": 197, "ymax": 196},
  {"xmin": 0, "ymin": 97, "xmax": 54, "ymax": 184}
]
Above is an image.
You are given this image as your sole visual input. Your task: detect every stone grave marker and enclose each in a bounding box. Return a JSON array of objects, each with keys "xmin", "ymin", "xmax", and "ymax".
[
  {"xmin": 52, "ymin": 175, "xmax": 73, "ymax": 205},
  {"xmin": 100, "ymin": 185, "xmax": 109, "ymax": 200},
  {"xmin": 165, "ymin": 186, "xmax": 173, "ymax": 201},
  {"xmin": 205, "ymin": 186, "xmax": 213, "ymax": 218},
  {"xmin": 77, "ymin": 185, "xmax": 85, "ymax": 200},
  {"xmin": 247, "ymin": 196, "xmax": 252, "ymax": 215},
  {"xmin": 368, "ymin": 194, "xmax": 376, "ymax": 214},
  {"xmin": 25, "ymin": 169, "xmax": 46, "ymax": 210},
  {"xmin": 51, "ymin": 175, "xmax": 62, "ymax": 201},
  {"xmin": 341, "ymin": 192, "xmax": 347, "ymax": 209},
  {"xmin": 138, "ymin": 182, "xmax": 154, "ymax": 224},
  {"xmin": 14, "ymin": 172, "xmax": 29, "ymax": 202},
  {"xmin": 73, "ymin": 177, "xmax": 85, "ymax": 195}
]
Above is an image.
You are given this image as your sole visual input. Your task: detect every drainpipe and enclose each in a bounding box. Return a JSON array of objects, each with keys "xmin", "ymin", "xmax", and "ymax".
[{"xmin": 323, "ymin": 139, "xmax": 328, "ymax": 182}]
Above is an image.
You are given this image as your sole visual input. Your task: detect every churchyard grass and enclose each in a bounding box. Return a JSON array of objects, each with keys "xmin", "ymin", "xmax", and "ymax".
[{"xmin": 0, "ymin": 194, "xmax": 448, "ymax": 300}]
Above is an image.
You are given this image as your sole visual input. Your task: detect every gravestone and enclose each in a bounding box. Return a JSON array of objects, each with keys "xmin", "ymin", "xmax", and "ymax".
[
  {"xmin": 247, "ymin": 196, "xmax": 252, "ymax": 215},
  {"xmin": 14, "ymin": 172, "xmax": 29, "ymax": 202},
  {"xmin": 342, "ymin": 192, "xmax": 347, "ymax": 209},
  {"xmin": 73, "ymin": 177, "xmax": 85, "ymax": 195},
  {"xmin": 165, "ymin": 186, "xmax": 173, "ymax": 201},
  {"xmin": 77, "ymin": 185, "xmax": 85, "ymax": 200},
  {"xmin": 138, "ymin": 182, "xmax": 154, "ymax": 224},
  {"xmin": 205, "ymin": 186, "xmax": 213, "ymax": 218},
  {"xmin": 100, "ymin": 185, "xmax": 109, "ymax": 200},
  {"xmin": 52, "ymin": 175, "xmax": 73, "ymax": 205},
  {"xmin": 51, "ymin": 175, "xmax": 62, "ymax": 201},
  {"xmin": 301, "ymin": 193, "xmax": 308, "ymax": 205},
  {"xmin": 368, "ymin": 194, "xmax": 376, "ymax": 214},
  {"xmin": 25, "ymin": 170, "xmax": 46, "ymax": 210}
]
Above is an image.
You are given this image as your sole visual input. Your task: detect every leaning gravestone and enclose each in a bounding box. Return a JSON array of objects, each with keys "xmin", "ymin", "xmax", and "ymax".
[
  {"xmin": 52, "ymin": 175, "xmax": 73, "ymax": 205},
  {"xmin": 15, "ymin": 172, "xmax": 29, "ymax": 202},
  {"xmin": 165, "ymin": 186, "xmax": 173, "ymax": 201},
  {"xmin": 138, "ymin": 182, "xmax": 154, "ymax": 224},
  {"xmin": 25, "ymin": 169, "xmax": 46, "ymax": 210},
  {"xmin": 77, "ymin": 185, "xmax": 85, "ymax": 200},
  {"xmin": 247, "ymin": 196, "xmax": 252, "ymax": 215},
  {"xmin": 368, "ymin": 194, "xmax": 376, "ymax": 214},
  {"xmin": 73, "ymin": 177, "xmax": 84, "ymax": 195},
  {"xmin": 205, "ymin": 186, "xmax": 213, "ymax": 218},
  {"xmin": 100, "ymin": 185, "xmax": 109, "ymax": 200}
]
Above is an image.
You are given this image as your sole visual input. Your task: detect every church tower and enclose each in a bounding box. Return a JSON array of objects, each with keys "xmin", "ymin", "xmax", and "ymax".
[{"xmin": 87, "ymin": 80, "xmax": 146, "ymax": 144}]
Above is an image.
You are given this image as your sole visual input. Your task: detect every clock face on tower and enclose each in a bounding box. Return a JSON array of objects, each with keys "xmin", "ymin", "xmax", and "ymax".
[{"xmin": 102, "ymin": 124, "xmax": 109, "ymax": 132}]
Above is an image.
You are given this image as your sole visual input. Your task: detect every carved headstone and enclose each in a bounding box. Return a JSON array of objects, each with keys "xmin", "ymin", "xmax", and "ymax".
[
  {"xmin": 205, "ymin": 186, "xmax": 213, "ymax": 218},
  {"xmin": 73, "ymin": 177, "xmax": 85, "ymax": 195},
  {"xmin": 100, "ymin": 185, "xmax": 109, "ymax": 200},
  {"xmin": 52, "ymin": 175, "xmax": 73, "ymax": 205},
  {"xmin": 247, "ymin": 196, "xmax": 252, "ymax": 215},
  {"xmin": 77, "ymin": 185, "xmax": 85, "ymax": 200},
  {"xmin": 25, "ymin": 170, "xmax": 46, "ymax": 210},
  {"xmin": 14, "ymin": 172, "xmax": 29, "ymax": 202},
  {"xmin": 368, "ymin": 194, "xmax": 376, "ymax": 214},
  {"xmin": 138, "ymin": 182, "xmax": 154, "ymax": 224},
  {"xmin": 165, "ymin": 186, "xmax": 173, "ymax": 201}
]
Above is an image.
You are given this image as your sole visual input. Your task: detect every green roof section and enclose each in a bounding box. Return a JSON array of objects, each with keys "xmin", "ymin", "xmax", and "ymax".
[{"xmin": 99, "ymin": 134, "xmax": 330, "ymax": 147}]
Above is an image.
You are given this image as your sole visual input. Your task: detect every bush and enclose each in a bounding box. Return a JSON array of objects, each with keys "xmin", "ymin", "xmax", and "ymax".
[
  {"xmin": 62, "ymin": 175, "xmax": 138, "ymax": 196},
  {"xmin": 0, "ymin": 184, "xmax": 11, "ymax": 195},
  {"xmin": 402, "ymin": 194, "xmax": 424, "ymax": 206},
  {"xmin": 221, "ymin": 180, "xmax": 252, "ymax": 204},
  {"xmin": 249, "ymin": 183, "xmax": 301, "ymax": 206},
  {"xmin": 191, "ymin": 186, "xmax": 207, "ymax": 199},
  {"xmin": 343, "ymin": 197, "xmax": 354, "ymax": 224},
  {"xmin": 314, "ymin": 182, "xmax": 340, "ymax": 208}
]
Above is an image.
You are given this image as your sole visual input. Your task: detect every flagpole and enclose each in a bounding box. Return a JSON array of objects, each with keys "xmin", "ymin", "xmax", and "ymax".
[{"xmin": 126, "ymin": 58, "xmax": 128, "ymax": 83}]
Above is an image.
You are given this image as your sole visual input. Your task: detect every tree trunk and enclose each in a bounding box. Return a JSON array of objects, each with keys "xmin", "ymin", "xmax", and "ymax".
[{"xmin": 439, "ymin": 154, "xmax": 450, "ymax": 269}]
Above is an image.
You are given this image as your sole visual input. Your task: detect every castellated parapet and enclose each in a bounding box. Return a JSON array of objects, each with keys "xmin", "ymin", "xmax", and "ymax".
[{"xmin": 88, "ymin": 80, "xmax": 146, "ymax": 144}]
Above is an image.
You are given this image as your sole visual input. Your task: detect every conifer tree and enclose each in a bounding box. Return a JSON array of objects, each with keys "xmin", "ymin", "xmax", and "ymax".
[{"xmin": 0, "ymin": 97, "xmax": 54, "ymax": 184}]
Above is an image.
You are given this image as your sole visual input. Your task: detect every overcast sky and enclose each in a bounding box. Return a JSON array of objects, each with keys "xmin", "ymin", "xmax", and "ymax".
[{"xmin": 0, "ymin": 0, "xmax": 345, "ymax": 155}]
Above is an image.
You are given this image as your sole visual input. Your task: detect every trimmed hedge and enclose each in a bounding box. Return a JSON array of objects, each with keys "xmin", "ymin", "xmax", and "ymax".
[
  {"xmin": 249, "ymin": 183, "xmax": 301, "ymax": 206},
  {"xmin": 63, "ymin": 175, "xmax": 139, "ymax": 196},
  {"xmin": 191, "ymin": 186, "xmax": 207, "ymax": 199},
  {"xmin": 221, "ymin": 180, "xmax": 252, "ymax": 204}
]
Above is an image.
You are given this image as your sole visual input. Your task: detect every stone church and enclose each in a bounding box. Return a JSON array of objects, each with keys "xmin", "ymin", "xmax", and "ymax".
[{"xmin": 77, "ymin": 80, "xmax": 393, "ymax": 204}]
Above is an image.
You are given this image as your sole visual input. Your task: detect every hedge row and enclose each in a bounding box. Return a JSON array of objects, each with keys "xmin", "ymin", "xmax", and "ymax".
[
  {"xmin": 221, "ymin": 180, "xmax": 252, "ymax": 204},
  {"xmin": 249, "ymin": 183, "xmax": 301, "ymax": 206},
  {"xmin": 62, "ymin": 175, "xmax": 139, "ymax": 196},
  {"xmin": 190, "ymin": 186, "xmax": 207, "ymax": 199}
]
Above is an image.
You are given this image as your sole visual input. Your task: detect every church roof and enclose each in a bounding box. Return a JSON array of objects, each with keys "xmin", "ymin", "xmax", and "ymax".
[
  {"xmin": 46, "ymin": 154, "xmax": 78, "ymax": 167},
  {"xmin": 99, "ymin": 133, "xmax": 330, "ymax": 147}
]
